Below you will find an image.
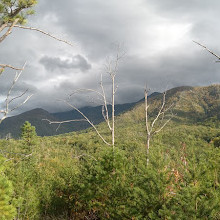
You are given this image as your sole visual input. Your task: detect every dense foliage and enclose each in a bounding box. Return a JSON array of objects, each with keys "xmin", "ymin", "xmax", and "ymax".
[
  {"xmin": 21, "ymin": 121, "xmax": 37, "ymax": 147},
  {"xmin": 0, "ymin": 156, "xmax": 16, "ymax": 219},
  {"xmin": 213, "ymin": 137, "xmax": 220, "ymax": 148},
  {"xmin": 0, "ymin": 84, "xmax": 219, "ymax": 219},
  {"xmin": 0, "ymin": 0, "xmax": 37, "ymax": 25}
]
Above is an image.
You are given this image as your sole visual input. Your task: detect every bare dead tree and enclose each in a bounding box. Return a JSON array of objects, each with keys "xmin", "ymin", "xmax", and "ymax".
[
  {"xmin": 145, "ymin": 87, "xmax": 174, "ymax": 165},
  {"xmin": 104, "ymin": 48, "xmax": 124, "ymax": 150},
  {"xmin": 44, "ymin": 47, "xmax": 124, "ymax": 151},
  {"xmin": 0, "ymin": 64, "xmax": 33, "ymax": 124}
]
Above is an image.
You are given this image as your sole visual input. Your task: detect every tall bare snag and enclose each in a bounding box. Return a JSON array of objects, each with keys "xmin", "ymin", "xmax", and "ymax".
[{"xmin": 145, "ymin": 87, "xmax": 174, "ymax": 165}]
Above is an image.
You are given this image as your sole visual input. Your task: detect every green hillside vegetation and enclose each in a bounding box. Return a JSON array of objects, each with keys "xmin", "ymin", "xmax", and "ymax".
[
  {"xmin": 0, "ymin": 85, "xmax": 219, "ymax": 219},
  {"xmin": 0, "ymin": 156, "xmax": 16, "ymax": 220}
]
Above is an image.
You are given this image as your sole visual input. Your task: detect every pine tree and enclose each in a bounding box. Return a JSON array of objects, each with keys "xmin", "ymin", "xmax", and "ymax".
[
  {"xmin": 21, "ymin": 121, "xmax": 37, "ymax": 147},
  {"xmin": 0, "ymin": 0, "xmax": 37, "ymax": 25},
  {"xmin": 0, "ymin": 156, "xmax": 16, "ymax": 220}
]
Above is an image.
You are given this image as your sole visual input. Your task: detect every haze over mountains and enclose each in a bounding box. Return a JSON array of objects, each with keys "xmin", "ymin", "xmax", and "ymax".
[{"xmin": 0, "ymin": 84, "xmax": 219, "ymax": 139}]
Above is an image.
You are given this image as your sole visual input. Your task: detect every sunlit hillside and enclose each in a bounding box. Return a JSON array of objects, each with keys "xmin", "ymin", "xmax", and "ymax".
[{"xmin": 0, "ymin": 84, "xmax": 219, "ymax": 219}]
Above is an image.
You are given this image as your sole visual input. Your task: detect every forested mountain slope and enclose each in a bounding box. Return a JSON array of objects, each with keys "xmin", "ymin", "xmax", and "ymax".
[
  {"xmin": 118, "ymin": 84, "xmax": 219, "ymax": 127},
  {"xmin": 0, "ymin": 84, "xmax": 219, "ymax": 219}
]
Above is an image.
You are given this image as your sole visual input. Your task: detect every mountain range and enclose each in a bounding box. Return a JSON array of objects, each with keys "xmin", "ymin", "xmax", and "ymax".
[
  {"xmin": 0, "ymin": 84, "xmax": 219, "ymax": 138},
  {"xmin": 0, "ymin": 98, "xmax": 143, "ymax": 138}
]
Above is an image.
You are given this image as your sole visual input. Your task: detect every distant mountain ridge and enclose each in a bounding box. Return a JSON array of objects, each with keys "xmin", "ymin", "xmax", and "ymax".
[
  {"xmin": 0, "ymin": 84, "xmax": 219, "ymax": 138},
  {"xmin": 118, "ymin": 84, "xmax": 219, "ymax": 127},
  {"xmin": 0, "ymin": 99, "xmax": 141, "ymax": 138}
]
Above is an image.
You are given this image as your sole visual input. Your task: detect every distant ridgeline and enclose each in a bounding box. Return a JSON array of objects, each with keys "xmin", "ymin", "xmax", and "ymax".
[
  {"xmin": 0, "ymin": 84, "xmax": 219, "ymax": 138},
  {"xmin": 0, "ymin": 101, "xmax": 138, "ymax": 138}
]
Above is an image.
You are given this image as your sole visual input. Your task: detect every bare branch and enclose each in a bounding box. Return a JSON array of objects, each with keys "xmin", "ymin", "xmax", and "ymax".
[
  {"xmin": 154, "ymin": 116, "xmax": 173, "ymax": 134},
  {"xmin": 101, "ymin": 105, "xmax": 111, "ymax": 131},
  {"xmin": 13, "ymin": 25, "xmax": 74, "ymax": 47},
  {"xmin": 68, "ymin": 78, "xmax": 112, "ymax": 132},
  {"xmin": 69, "ymin": 88, "xmax": 105, "ymax": 99},
  {"xmin": 193, "ymin": 41, "xmax": 220, "ymax": 61},
  {"xmin": 4, "ymin": 63, "xmax": 27, "ymax": 114},
  {"xmin": 8, "ymin": 89, "xmax": 28, "ymax": 105},
  {"xmin": 150, "ymin": 91, "xmax": 167, "ymax": 131},
  {"xmin": 145, "ymin": 86, "xmax": 151, "ymax": 135},
  {"xmin": 42, "ymin": 119, "xmax": 87, "ymax": 124},
  {"xmin": 88, "ymin": 96, "xmax": 111, "ymax": 106},
  {"xmin": 0, "ymin": 64, "xmax": 23, "ymax": 71},
  {"xmin": 0, "ymin": 23, "xmax": 8, "ymax": 33},
  {"xmin": 9, "ymin": 94, "xmax": 33, "ymax": 113},
  {"xmin": 0, "ymin": 18, "xmax": 19, "ymax": 43},
  {"xmin": 144, "ymin": 87, "xmax": 174, "ymax": 165},
  {"xmin": 0, "ymin": 64, "xmax": 33, "ymax": 124},
  {"xmin": 0, "ymin": 149, "xmax": 33, "ymax": 163},
  {"xmin": 42, "ymin": 118, "xmax": 87, "ymax": 132},
  {"xmin": 100, "ymin": 74, "xmax": 112, "ymax": 131},
  {"xmin": 60, "ymin": 100, "xmax": 111, "ymax": 146}
]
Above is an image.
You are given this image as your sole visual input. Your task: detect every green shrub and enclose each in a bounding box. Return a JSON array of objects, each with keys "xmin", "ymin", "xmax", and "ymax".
[
  {"xmin": 213, "ymin": 137, "xmax": 220, "ymax": 148},
  {"xmin": 21, "ymin": 121, "xmax": 38, "ymax": 149},
  {"xmin": 0, "ymin": 157, "xmax": 16, "ymax": 220}
]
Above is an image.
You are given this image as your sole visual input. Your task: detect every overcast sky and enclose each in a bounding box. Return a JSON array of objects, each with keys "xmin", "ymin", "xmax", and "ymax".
[{"xmin": 0, "ymin": 0, "xmax": 220, "ymax": 114}]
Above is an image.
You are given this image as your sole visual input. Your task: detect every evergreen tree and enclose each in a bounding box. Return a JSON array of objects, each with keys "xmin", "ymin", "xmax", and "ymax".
[
  {"xmin": 0, "ymin": 156, "xmax": 16, "ymax": 220},
  {"xmin": 21, "ymin": 121, "xmax": 37, "ymax": 147},
  {"xmin": 0, "ymin": 0, "xmax": 37, "ymax": 25}
]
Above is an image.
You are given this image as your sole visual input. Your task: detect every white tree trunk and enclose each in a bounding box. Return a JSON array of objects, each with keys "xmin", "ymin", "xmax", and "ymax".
[{"xmin": 112, "ymin": 76, "xmax": 115, "ymax": 151}]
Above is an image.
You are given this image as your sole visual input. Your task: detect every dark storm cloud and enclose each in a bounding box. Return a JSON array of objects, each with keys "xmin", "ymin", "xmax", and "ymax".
[
  {"xmin": 1, "ymin": 0, "xmax": 220, "ymax": 114},
  {"xmin": 119, "ymin": 51, "xmax": 218, "ymax": 87},
  {"xmin": 33, "ymin": 0, "xmax": 153, "ymax": 60},
  {"xmin": 39, "ymin": 54, "xmax": 92, "ymax": 72}
]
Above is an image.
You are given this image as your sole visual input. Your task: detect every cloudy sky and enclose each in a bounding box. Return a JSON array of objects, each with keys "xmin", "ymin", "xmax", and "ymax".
[{"xmin": 0, "ymin": 0, "xmax": 220, "ymax": 114}]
